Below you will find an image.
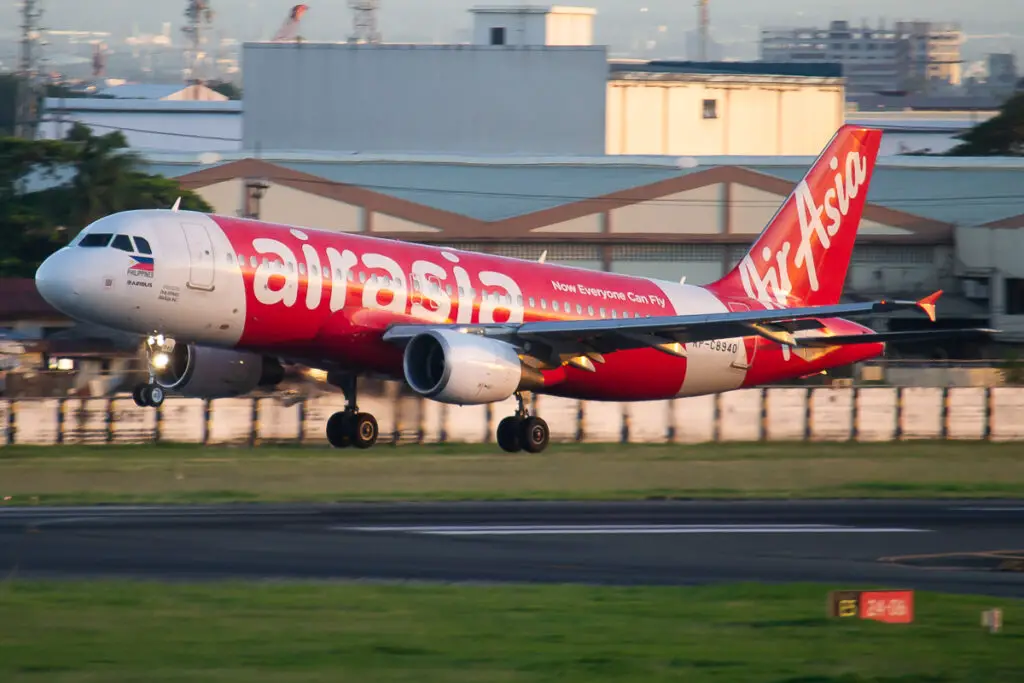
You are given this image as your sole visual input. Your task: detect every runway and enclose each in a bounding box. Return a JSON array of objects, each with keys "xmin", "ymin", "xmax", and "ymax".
[{"xmin": 2, "ymin": 500, "xmax": 1024, "ymax": 596}]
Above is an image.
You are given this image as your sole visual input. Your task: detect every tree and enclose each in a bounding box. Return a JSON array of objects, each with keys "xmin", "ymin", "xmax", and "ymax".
[
  {"xmin": 209, "ymin": 80, "xmax": 242, "ymax": 100},
  {"xmin": 0, "ymin": 123, "xmax": 212, "ymax": 277},
  {"xmin": 946, "ymin": 92, "xmax": 1024, "ymax": 156}
]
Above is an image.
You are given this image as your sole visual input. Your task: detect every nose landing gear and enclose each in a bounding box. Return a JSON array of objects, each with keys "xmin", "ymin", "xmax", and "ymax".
[
  {"xmin": 496, "ymin": 392, "xmax": 549, "ymax": 454},
  {"xmin": 325, "ymin": 373, "xmax": 378, "ymax": 449},
  {"xmin": 132, "ymin": 334, "xmax": 172, "ymax": 408}
]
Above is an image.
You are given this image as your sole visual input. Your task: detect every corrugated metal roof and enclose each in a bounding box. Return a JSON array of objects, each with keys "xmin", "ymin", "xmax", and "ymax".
[
  {"xmin": 146, "ymin": 153, "xmax": 1024, "ymax": 226},
  {"xmin": 99, "ymin": 84, "xmax": 193, "ymax": 99},
  {"xmin": 760, "ymin": 165, "xmax": 1024, "ymax": 227},
  {"xmin": 43, "ymin": 97, "xmax": 241, "ymax": 113},
  {"xmin": 276, "ymin": 161, "xmax": 693, "ymax": 220}
]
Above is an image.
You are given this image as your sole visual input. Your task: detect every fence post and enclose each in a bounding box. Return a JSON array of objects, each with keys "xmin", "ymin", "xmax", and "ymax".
[{"xmin": 804, "ymin": 387, "xmax": 813, "ymax": 441}]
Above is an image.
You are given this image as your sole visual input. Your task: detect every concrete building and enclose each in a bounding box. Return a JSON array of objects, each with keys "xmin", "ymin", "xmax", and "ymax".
[
  {"xmin": 241, "ymin": 41, "xmax": 608, "ymax": 156},
  {"xmin": 606, "ymin": 61, "xmax": 844, "ymax": 156},
  {"xmin": 985, "ymin": 53, "xmax": 1020, "ymax": 100},
  {"xmin": 760, "ymin": 20, "xmax": 964, "ymax": 95},
  {"xmin": 469, "ymin": 5, "xmax": 595, "ymax": 46}
]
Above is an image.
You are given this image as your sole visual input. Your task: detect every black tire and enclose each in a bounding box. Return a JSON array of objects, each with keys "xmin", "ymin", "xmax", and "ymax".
[
  {"xmin": 326, "ymin": 411, "xmax": 352, "ymax": 448},
  {"xmin": 519, "ymin": 416, "xmax": 549, "ymax": 454},
  {"xmin": 350, "ymin": 412, "xmax": 378, "ymax": 449},
  {"xmin": 496, "ymin": 416, "xmax": 522, "ymax": 453},
  {"xmin": 132, "ymin": 384, "xmax": 149, "ymax": 407}
]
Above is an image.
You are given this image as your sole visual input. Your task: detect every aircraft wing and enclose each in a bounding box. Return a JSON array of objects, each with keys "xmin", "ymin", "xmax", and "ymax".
[
  {"xmin": 794, "ymin": 327, "xmax": 999, "ymax": 348},
  {"xmin": 381, "ymin": 293, "xmax": 984, "ymax": 365}
]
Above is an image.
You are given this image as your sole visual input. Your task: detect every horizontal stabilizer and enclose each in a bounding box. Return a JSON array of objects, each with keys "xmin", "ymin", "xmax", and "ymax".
[{"xmin": 797, "ymin": 328, "xmax": 999, "ymax": 348}]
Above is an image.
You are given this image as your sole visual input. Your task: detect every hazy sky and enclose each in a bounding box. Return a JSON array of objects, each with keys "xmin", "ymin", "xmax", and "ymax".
[{"xmin": 2, "ymin": 0, "xmax": 1021, "ymax": 60}]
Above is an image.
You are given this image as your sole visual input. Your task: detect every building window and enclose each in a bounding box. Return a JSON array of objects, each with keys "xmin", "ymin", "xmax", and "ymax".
[
  {"xmin": 1006, "ymin": 279, "xmax": 1024, "ymax": 315},
  {"xmin": 702, "ymin": 99, "xmax": 718, "ymax": 119},
  {"xmin": 490, "ymin": 26, "xmax": 506, "ymax": 45}
]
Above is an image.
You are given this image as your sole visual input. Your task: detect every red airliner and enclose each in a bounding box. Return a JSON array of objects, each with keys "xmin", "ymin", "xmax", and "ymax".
[{"xmin": 34, "ymin": 125, "xmax": 990, "ymax": 453}]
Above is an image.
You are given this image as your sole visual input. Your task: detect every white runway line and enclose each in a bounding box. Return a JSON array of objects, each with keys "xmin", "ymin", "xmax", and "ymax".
[{"xmin": 336, "ymin": 524, "xmax": 930, "ymax": 536}]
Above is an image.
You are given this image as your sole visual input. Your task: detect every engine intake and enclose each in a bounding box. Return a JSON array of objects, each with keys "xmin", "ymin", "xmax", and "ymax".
[
  {"xmin": 403, "ymin": 329, "xmax": 542, "ymax": 405},
  {"xmin": 154, "ymin": 343, "xmax": 284, "ymax": 398}
]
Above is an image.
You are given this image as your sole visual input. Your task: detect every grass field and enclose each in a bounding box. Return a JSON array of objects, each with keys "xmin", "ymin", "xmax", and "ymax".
[
  {"xmin": 0, "ymin": 581, "xmax": 1020, "ymax": 682},
  {"xmin": 2, "ymin": 441, "xmax": 1024, "ymax": 505}
]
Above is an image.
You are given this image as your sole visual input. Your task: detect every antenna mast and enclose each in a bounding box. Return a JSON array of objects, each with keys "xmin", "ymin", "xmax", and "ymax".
[
  {"xmin": 349, "ymin": 0, "xmax": 381, "ymax": 44},
  {"xmin": 182, "ymin": 0, "xmax": 216, "ymax": 86}
]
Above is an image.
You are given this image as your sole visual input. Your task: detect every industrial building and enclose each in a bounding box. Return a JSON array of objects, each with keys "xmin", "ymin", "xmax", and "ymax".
[
  {"xmin": 240, "ymin": 5, "xmax": 847, "ymax": 157},
  {"xmin": 760, "ymin": 20, "xmax": 964, "ymax": 95}
]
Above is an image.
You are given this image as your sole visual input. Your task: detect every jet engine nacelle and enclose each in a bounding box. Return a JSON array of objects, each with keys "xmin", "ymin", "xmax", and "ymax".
[
  {"xmin": 402, "ymin": 329, "xmax": 541, "ymax": 405},
  {"xmin": 154, "ymin": 343, "xmax": 285, "ymax": 398}
]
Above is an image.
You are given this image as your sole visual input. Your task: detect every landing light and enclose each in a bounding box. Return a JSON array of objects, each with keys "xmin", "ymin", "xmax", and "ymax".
[{"xmin": 152, "ymin": 352, "xmax": 170, "ymax": 370}]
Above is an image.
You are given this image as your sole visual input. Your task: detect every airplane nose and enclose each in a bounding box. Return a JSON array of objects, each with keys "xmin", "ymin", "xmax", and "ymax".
[{"xmin": 35, "ymin": 249, "xmax": 80, "ymax": 316}]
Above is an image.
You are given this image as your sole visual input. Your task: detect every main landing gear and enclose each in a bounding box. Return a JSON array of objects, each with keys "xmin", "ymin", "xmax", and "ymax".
[
  {"xmin": 325, "ymin": 374, "xmax": 378, "ymax": 449},
  {"xmin": 132, "ymin": 334, "xmax": 171, "ymax": 408},
  {"xmin": 496, "ymin": 392, "xmax": 550, "ymax": 454}
]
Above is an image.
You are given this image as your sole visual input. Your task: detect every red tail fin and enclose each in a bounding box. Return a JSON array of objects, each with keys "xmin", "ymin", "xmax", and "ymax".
[{"xmin": 711, "ymin": 125, "xmax": 883, "ymax": 307}]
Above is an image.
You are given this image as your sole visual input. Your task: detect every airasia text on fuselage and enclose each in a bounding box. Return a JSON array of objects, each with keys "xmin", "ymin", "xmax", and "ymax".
[{"xmin": 246, "ymin": 231, "xmax": 527, "ymax": 325}]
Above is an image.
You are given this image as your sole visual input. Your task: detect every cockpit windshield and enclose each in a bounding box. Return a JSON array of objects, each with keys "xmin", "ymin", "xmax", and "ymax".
[{"xmin": 76, "ymin": 232, "xmax": 152, "ymax": 254}]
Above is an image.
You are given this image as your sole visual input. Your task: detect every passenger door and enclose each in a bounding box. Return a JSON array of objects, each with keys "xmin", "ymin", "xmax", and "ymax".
[{"xmin": 180, "ymin": 222, "xmax": 216, "ymax": 291}]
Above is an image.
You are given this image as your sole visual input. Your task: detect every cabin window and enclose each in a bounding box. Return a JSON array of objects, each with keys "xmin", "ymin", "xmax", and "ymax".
[
  {"xmin": 528, "ymin": 297, "xmax": 535, "ymax": 308},
  {"xmin": 540, "ymin": 299, "xmax": 547, "ymax": 309},
  {"xmin": 359, "ymin": 272, "xmax": 366, "ymax": 283},
  {"xmin": 250, "ymin": 256, "xmax": 257, "ymax": 268},
  {"xmin": 600, "ymin": 307, "xmax": 606, "ymax": 318},
  {"xmin": 587, "ymin": 305, "xmax": 594, "ymax": 316},
  {"xmin": 446, "ymin": 284, "xmax": 452, "ymax": 295},
  {"xmin": 323, "ymin": 267, "xmax": 330, "ymax": 280},
  {"xmin": 576, "ymin": 304, "xmax": 582, "ymax": 315},
  {"xmin": 552, "ymin": 301, "xmax": 560, "ymax": 312},
  {"xmin": 262, "ymin": 257, "xmax": 269, "ymax": 267},
  {"xmin": 226, "ymin": 253, "xmax": 234, "ymax": 264},
  {"xmin": 611, "ymin": 310, "xmax": 617, "ymax": 318},
  {"xmin": 311, "ymin": 265, "xmax": 318, "ymax": 276},
  {"xmin": 133, "ymin": 237, "xmax": 153, "ymax": 254},
  {"xmin": 458, "ymin": 286, "xmax": 465, "ymax": 297},
  {"xmin": 236, "ymin": 253, "xmax": 243, "ymax": 264},
  {"xmin": 111, "ymin": 234, "xmax": 133, "ymax": 252}
]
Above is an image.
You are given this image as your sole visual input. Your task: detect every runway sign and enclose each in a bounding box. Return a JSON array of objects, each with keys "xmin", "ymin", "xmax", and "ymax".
[{"xmin": 828, "ymin": 590, "xmax": 914, "ymax": 624}]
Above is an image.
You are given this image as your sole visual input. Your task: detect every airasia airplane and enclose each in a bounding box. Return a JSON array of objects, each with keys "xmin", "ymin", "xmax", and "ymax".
[{"xmin": 34, "ymin": 125, "xmax": 990, "ymax": 453}]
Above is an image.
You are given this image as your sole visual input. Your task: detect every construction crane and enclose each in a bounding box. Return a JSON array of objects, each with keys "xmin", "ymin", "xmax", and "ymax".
[{"xmin": 272, "ymin": 4, "xmax": 309, "ymax": 42}]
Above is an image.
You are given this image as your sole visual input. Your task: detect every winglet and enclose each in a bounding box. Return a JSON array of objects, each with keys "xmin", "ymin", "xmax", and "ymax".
[
  {"xmin": 171, "ymin": 197, "xmax": 182, "ymax": 212},
  {"xmin": 917, "ymin": 290, "xmax": 943, "ymax": 323}
]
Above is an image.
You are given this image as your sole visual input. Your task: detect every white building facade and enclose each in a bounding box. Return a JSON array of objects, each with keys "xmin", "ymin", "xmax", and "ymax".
[{"xmin": 606, "ymin": 63, "xmax": 845, "ymax": 156}]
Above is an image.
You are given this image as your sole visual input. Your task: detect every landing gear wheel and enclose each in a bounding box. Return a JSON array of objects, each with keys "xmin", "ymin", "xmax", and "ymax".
[
  {"xmin": 519, "ymin": 416, "xmax": 549, "ymax": 454},
  {"xmin": 132, "ymin": 383, "xmax": 164, "ymax": 408},
  {"xmin": 326, "ymin": 411, "xmax": 352, "ymax": 448},
  {"xmin": 496, "ymin": 416, "xmax": 523, "ymax": 453},
  {"xmin": 350, "ymin": 412, "xmax": 378, "ymax": 450}
]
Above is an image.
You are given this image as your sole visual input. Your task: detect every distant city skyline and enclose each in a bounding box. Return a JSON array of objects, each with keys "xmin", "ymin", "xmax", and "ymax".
[{"xmin": 1, "ymin": 0, "xmax": 1020, "ymax": 65}]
